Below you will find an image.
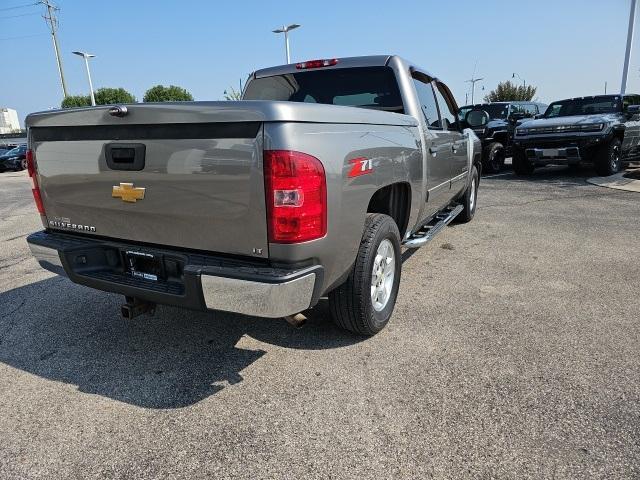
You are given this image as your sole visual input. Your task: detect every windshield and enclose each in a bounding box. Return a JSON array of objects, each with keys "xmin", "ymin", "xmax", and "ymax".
[
  {"xmin": 243, "ymin": 66, "xmax": 404, "ymax": 113},
  {"xmin": 544, "ymin": 96, "xmax": 622, "ymax": 118},
  {"xmin": 459, "ymin": 104, "xmax": 510, "ymax": 121},
  {"xmin": 2, "ymin": 145, "xmax": 25, "ymax": 156}
]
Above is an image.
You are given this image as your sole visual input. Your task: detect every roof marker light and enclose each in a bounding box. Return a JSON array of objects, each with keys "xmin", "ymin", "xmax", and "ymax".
[{"xmin": 295, "ymin": 58, "xmax": 338, "ymax": 70}]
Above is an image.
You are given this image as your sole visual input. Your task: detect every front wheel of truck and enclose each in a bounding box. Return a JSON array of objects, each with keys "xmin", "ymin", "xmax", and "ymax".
[
  {"xmin": 456, "ymin": 165, "xmax": 479, "ymax": 223},
  {"xmin": 329, "ymin": 213, "xmax": 401, "ymax": 336},
  {"xmin": 595, "ymin": 138, "xmax": 622, "ymax": 176},
  {"xmin": 483, "ymin": 142, "xmax": 505, "ymax": 174}
]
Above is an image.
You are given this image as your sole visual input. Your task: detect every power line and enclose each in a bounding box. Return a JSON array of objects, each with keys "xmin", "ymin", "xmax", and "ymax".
[
  {"xmin": 0, "ymin": 12, "xmax": 40, "ymax": 19},
  {"xmin": 0, "ymin": 32, "xmax": 47, "ymax": 41},
  {"xmin": 0, "ymin": 2, "xmax": 38, "ymax": 12}
]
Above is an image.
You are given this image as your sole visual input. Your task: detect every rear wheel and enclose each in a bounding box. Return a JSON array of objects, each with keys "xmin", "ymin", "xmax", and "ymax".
[
  {"xmin": 20, "ymin": 158, "xmax": 27, "ymax": 171},
  {"xmin": 513, "ymin": 150, "xmax": 535, "ymax": 175},
  {"xmin": 329, "ymin": 214, "xmax": 401, "ymax": 336},
  {"xmin": 482, "ymin": 142, "xmax": 505, "ymax": 174},
  {"xmin": 595, "ymin": 138, "xmax": 622, "ymax": 176}
]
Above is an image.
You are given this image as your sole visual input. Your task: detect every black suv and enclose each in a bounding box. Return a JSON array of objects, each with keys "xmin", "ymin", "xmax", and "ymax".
[
  {"xmin": 459, "ymin": 101, "xmax": 547, "ymax": 173},
  {"xmin": 512, "ymin": 94, "xmax": 640, "ymax": 176}
]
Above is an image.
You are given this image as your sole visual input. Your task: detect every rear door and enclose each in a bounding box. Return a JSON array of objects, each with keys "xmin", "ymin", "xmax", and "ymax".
[
  {"xmin": 411, "ymin": 73, "xmax": 454, "ymax": 212},
  {"xmin": 433, "ymin": 81, "xmax": 468, "ymax": 194}
]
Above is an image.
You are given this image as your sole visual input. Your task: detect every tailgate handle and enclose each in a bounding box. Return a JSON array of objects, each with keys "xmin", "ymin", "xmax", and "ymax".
[{"xmin": 105, "ymin": 143, "xmax": 146, "ymax": 171}]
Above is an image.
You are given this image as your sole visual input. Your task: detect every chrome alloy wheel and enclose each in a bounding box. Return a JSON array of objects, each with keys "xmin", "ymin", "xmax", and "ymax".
[
  {"xmin": 610, "ymin": 144, "xmax": 621, "ymax": 172},
  {"xmin": 371, "ymin": 239, "xmax": 395, "ymax": 311},
  {"xmin": 469, "ymin": 176, "xmax": 477, "ymax": 213}
]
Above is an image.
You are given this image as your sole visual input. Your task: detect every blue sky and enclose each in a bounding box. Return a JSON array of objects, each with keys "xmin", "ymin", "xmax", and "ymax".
[{"xmin": 2, "ymin": 0, "xmax": 639, "ymax": 126}]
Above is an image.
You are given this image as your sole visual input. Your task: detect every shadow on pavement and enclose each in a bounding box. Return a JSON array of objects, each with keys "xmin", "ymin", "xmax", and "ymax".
[
  {"xmin": 0, "ymin": 277, "xmax": 362, "ymax": 409},
  {"xmin": 483, "ymin": 164, "xmax": 599, "ymax": 186}
]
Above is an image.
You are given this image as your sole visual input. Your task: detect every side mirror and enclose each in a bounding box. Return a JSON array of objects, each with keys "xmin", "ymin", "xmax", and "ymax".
[
  {"xmin": 627, "ymin": 104, "xmax": 640, "ymax": 117},
  {"xmin": 533, "ymin": 113, "xmax": 543, "ymax": 119},
  {"xmin": 465, "ymin": 109, "xmax": 490, "ymax": 128}
]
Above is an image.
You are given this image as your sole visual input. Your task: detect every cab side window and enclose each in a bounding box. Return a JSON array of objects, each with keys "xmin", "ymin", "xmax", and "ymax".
[
  {"xmin": 412, "ymin": 76, "xmax": 441, "ymax": 129},
  {"xmin": 433, "ymin": 82, "xmax": 459, "ymax": 131},
  {"xmin": 510, "ymin": 104, "xmax": 525, "ymax": 116},
  {"xmin": 524, "ymin": 104, "xmax": 537, "ymax": 116}
]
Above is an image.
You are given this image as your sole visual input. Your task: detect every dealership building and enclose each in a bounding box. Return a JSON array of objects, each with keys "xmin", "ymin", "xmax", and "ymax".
[{"xmin": 0, "ymin": 108, "xmax": 20, "ymax": 134}]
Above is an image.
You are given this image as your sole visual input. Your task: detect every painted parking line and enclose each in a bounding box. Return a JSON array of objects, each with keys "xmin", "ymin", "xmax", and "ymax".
[{"xmin": 483, "ymin": 172, "xmax": 513, "ymax": 178}]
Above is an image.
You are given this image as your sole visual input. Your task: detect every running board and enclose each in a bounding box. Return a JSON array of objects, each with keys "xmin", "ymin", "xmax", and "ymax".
[{"xmin": 402, "ymin": 204, "xmax": 464, "ymax": 249}]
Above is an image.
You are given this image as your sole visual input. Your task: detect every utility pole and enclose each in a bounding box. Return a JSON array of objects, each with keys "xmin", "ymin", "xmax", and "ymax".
[
  {"xmin": 465, "ymin": 76, "xmax": 484, "ymax": 105},
  {"xmin": 605, "ymin": 81, "xmax": 608, "ymax": 94},
  {"xmin": 41, "ymin": 0, "xmax": 68, "ymax": 98},
  {"xmin": 621, "ymin": 0, "xmax": 637, "ymax": 94}
]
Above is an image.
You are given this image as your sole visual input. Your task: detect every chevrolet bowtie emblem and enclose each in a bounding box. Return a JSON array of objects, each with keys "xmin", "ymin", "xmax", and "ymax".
[{"xmin": 112, "ymin": 183, "xmax": 145, "ymax": 203}]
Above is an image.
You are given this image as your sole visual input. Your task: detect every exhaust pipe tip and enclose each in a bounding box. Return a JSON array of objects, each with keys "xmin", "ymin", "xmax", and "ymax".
[{"xmin": 284, "ymin": 312, "xmax": 307, "ymax": 328}]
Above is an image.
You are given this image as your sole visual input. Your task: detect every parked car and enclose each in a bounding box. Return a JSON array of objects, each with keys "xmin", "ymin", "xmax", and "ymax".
[
  {"xmin": 25, "ymin": 55, "xmax": 482, "ymax": 336},
  {"xmin": 512, "ymin": 94, "xmax": 640, "ymax": 176},
  {"xmin": 458, "ymin": 101, "xmax": 547, "ymax": 173},
  {"xmin": 0, "ymin": 144, "xmax": 27, "ymax": 172}
]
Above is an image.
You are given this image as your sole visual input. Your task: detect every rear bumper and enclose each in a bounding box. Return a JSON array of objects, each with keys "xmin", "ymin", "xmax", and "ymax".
[{"xmin": 27, "ymin": 230, "xmax": 323, "ymax": 318}]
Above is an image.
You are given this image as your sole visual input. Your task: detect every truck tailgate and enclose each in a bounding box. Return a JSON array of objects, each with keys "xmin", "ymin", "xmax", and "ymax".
[{"xmin": 28, "ymin": 106, "xmax": 268, "ymax": 258}]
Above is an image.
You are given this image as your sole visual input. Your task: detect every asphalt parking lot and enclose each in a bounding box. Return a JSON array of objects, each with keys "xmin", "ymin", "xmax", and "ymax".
[{"xmin": 1, "ymin": 165, "xmax": 639, "ymax": 479}]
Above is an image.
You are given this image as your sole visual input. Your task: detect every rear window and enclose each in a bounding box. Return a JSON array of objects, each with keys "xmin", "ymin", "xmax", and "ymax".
[{"xmin": 243, "ymin": 66, "xmax": 404, "ymax": 113}]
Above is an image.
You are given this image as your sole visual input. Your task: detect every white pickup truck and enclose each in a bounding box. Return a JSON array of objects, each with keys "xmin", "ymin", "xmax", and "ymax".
[{"xmin": 26, "ymin": 55, "xmax": 482, "ymax": 335}]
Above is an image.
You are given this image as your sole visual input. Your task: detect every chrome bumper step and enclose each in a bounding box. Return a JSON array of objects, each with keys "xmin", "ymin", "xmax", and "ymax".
[{"xmin": 403, "ymin": 204, "xmax": 463, "ymax": 249}]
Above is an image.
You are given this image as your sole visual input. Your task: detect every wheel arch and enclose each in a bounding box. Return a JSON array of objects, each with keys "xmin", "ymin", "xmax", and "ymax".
[{"xmin": 366, "ymin": 182, "xmax": 411, "ymax": 238}]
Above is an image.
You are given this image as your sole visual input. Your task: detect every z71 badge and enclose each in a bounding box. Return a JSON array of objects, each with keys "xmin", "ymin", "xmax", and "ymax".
[{"xmin": 348, "ymin": 157, "xmax": 373, "ymax": 177}]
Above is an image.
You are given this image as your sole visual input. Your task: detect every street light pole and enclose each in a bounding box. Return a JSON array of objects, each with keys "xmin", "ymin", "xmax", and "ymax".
[
  {"xmin": 512, "ymin": 72, "xmax": 526, "ymax": 88},
  {"xmin": 72, "ymin": 51, "xmax": 96, "ymax": 106},
  {"xmin": 621, "ymin": 0, "xmax": 637, "ymax": 94},
  {"xmin": 272, "ymin": 24, "xmax": 301, "ymax": 64},
  {"xmin": 465, "ymin": 76, "xmax": 484, "ymax": 104}
]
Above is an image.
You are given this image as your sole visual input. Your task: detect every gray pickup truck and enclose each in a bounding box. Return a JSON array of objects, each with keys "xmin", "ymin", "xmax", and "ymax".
[{"xmin": 25, "ymin": 55, "xmax": 481, "ymax": 336}]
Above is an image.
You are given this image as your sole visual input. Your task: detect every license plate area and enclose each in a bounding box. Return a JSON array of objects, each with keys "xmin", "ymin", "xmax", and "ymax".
[
  {"xmin": 125, "ymin": 250, "xmax": 163, "ymax": 282},
  {"xmin": 542, "ymin": 148, "xmax": 560, "ymax": 158}
]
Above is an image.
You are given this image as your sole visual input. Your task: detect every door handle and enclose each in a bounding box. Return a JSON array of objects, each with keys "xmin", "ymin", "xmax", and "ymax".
[
  {"xmin": 451, "ymin": 145, "xmax": 457, "ymax": 154},
  {"xmin": 428, "ymin": 147, "xmax": 437, "ymax": 156}
]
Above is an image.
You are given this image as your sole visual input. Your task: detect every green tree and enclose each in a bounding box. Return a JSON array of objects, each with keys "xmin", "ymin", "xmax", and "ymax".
[
  {"xmin": 61, "ymin": 88, "xmax": 136, "ymax": 108},
  {"xmin": 223, "ymin": 87, "xmax": 242, "ymax": 101},
  {"xmin": 484, "ymin": 80, "xmax": 537, "ymax": 102},
  {"xmin": 61, "ymin": 95, "xmax": 91, "ymax": 108},
  {"xmin": 94, "ymin": 87, "xmax": 136, "ymax": 105},
  {"xmin": 143, "ymin": 84, "xmax": 193, "ymax": 102}
]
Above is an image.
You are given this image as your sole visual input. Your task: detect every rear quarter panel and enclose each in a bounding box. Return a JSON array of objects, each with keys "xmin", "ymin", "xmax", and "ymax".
[{"xmin": 264, "ymin": 121, "xmax": 422, "ymax": 294}]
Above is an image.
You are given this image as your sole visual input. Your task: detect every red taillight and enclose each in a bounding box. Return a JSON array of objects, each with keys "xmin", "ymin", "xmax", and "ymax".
[
  {"xmin": 264, "ymin": 150, "xmax": 326, "ymax": 243},
  {"xmin": 26, "ymin": 149, "xmax": 45, "ymax": 215},
  {"xmin": 295, "ymin": 58, "xmax": 338, "ymax": 70}
]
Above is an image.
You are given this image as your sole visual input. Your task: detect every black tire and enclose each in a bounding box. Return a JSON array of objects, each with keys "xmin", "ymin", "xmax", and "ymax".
[
  {"xmin": 595, "ymin": 138, "xmax": 622, "ymax": 176},
  {"xmin": 456, "ymin": 164, "xmax": 479, "ymax": 223},
  {"xmin": 20, "ymin": 158, "xmax": 27, "ymax": 171},
  {"xmin": 329, "ymin": 213, "xmax": 401, "ymax": 336},
  {"xmin": 482, "ymin": 142, "xmax": 505, "ymax": 174},
  {"xmin": 513, "ymin": 150, "xmax": 535, "ymax": 175}
]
